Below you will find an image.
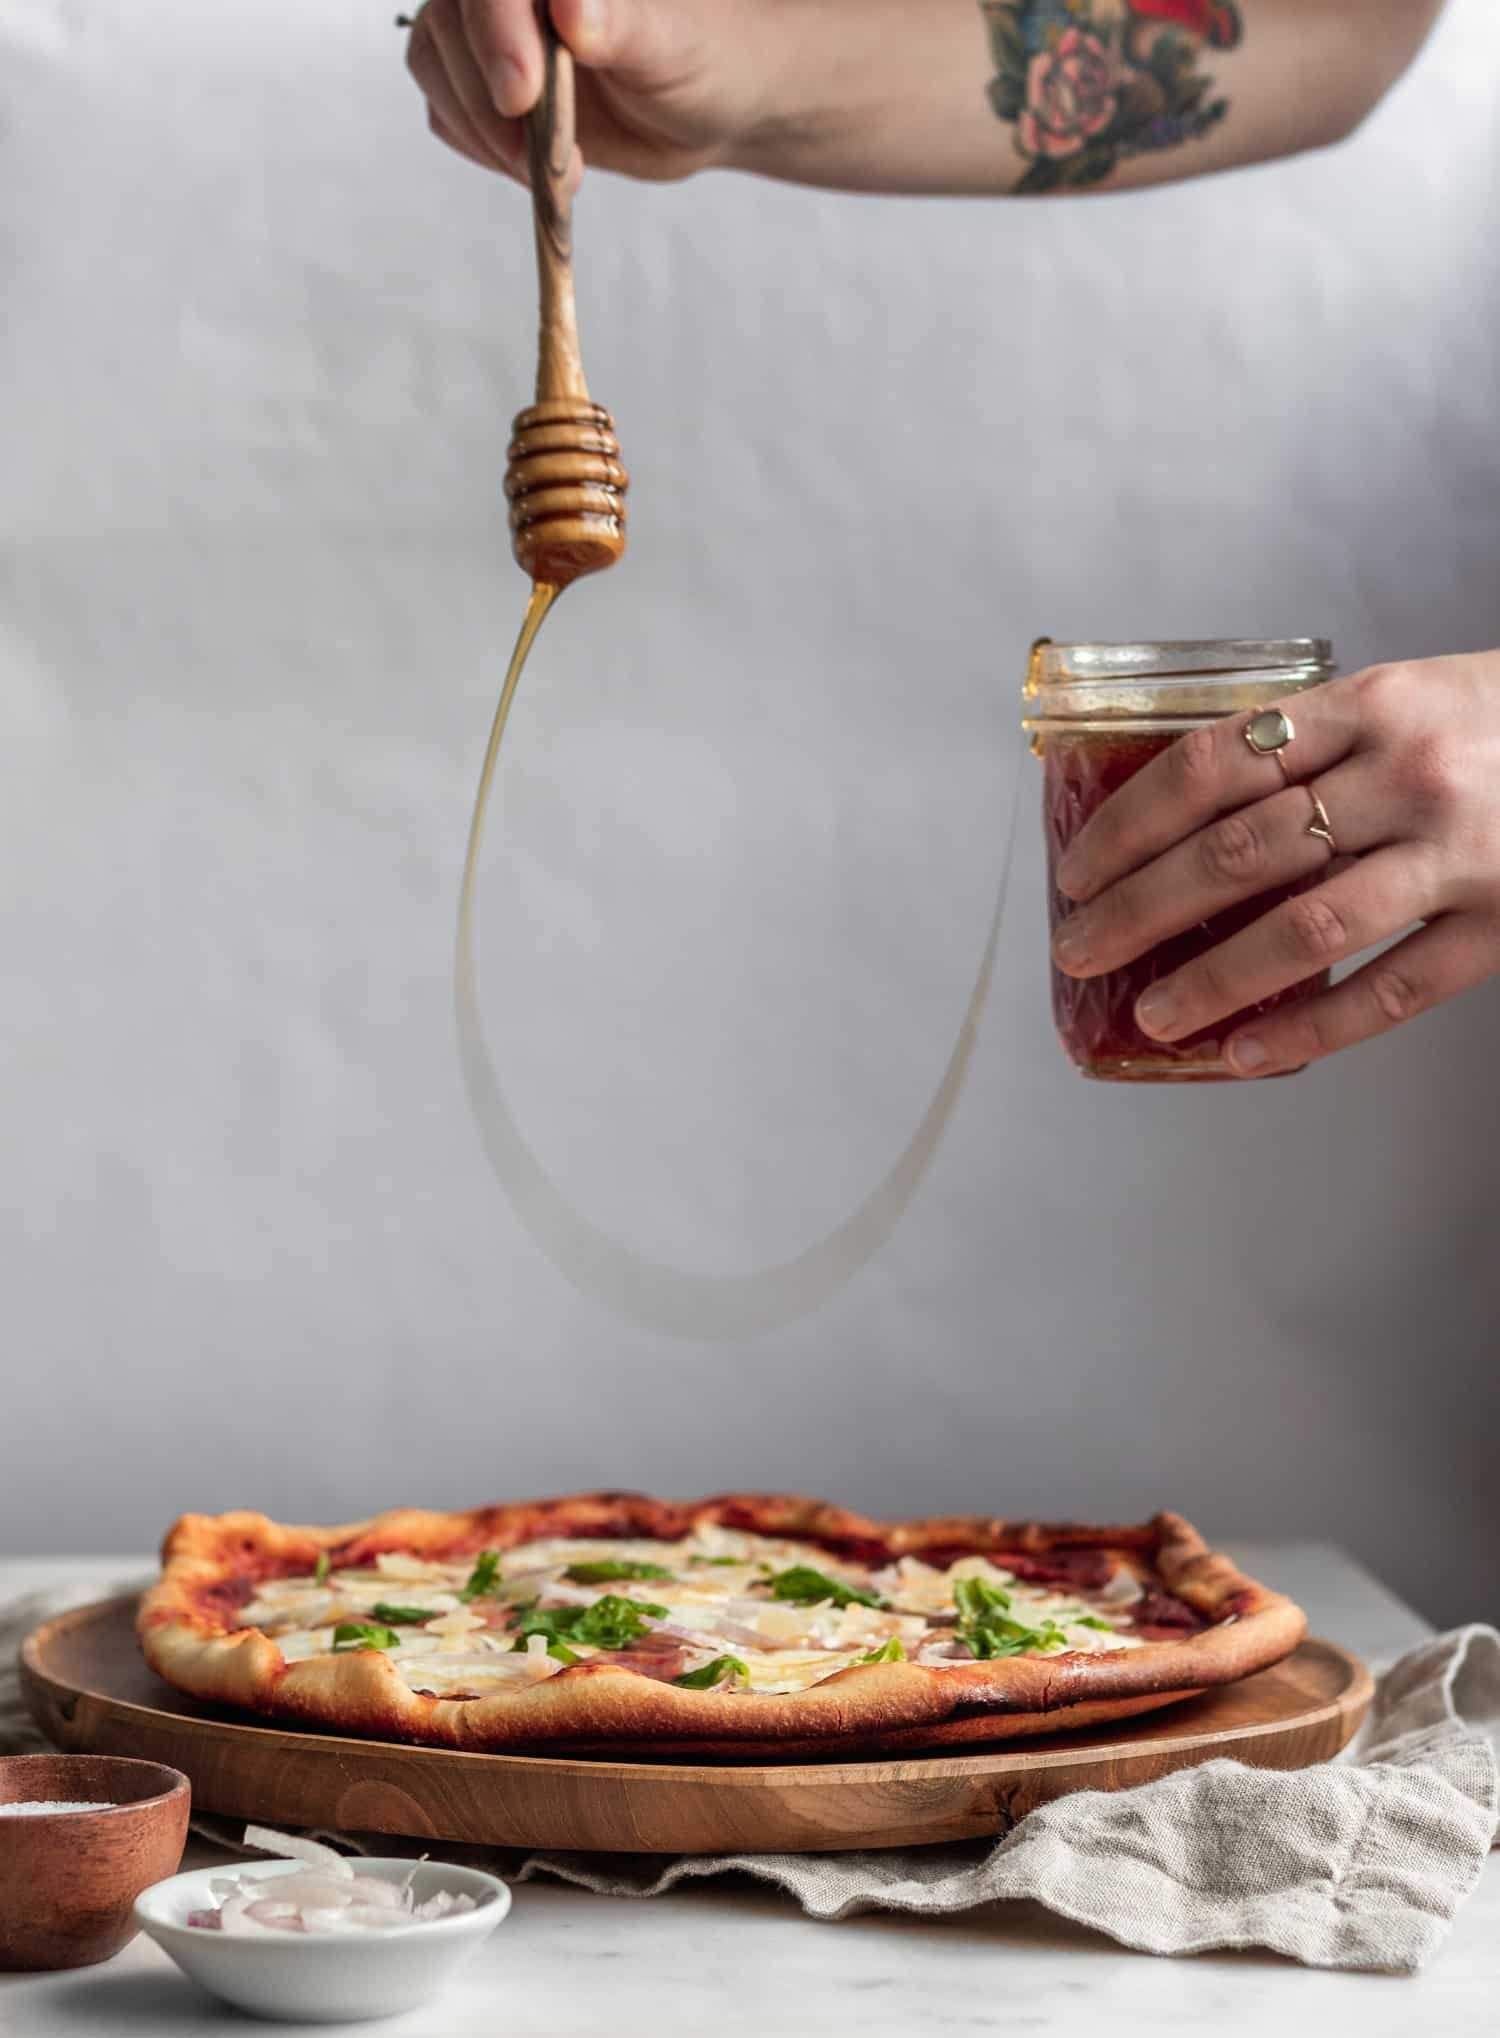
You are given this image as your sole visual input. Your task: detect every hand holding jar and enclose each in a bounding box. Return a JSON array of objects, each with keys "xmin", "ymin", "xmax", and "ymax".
[{"xmin": 1044, "ymin": 647, "xmax": 1500, "ymax": 1079}]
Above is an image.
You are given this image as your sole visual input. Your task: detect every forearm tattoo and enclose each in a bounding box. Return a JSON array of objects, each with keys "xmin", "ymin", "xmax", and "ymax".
[{"xmin": 980, "ymin": 0, "xmax": 1241, "ymax": 191}]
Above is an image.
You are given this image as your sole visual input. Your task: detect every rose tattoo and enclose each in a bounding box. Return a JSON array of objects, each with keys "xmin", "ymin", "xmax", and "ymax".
[{"xmin": 981, "ymin": 0, "xmax": 1242, "ymax": 191}]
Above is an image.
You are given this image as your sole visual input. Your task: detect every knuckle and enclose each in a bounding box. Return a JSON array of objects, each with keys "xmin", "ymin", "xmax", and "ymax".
[
  {"xmin": 1265, "ymin": 995, "xmax": 1340, "ymax": 1066},
  {"xmin": 461, "ymin": 15, "xmax": 505, "ymax": 84},
  {"xmin": 1090, "ymin": 885, "xmax": 1139, "ymax": 954},
  {"xmin": 462, "ymin": 0, "xmax": 505, "ymax": 55},
  {"xmin": 1369, "ymin": 964, "xmax": 1425, "ymax": 1027},
  {"xmin": 1395, "ymin": 732, "xmax": 1462, "ymax": 822},
  {"xmin": 1081, "ymin": 813, "xmax": 1127, "ymax": 879},
  {"xmin": 1198, "ymin": 811, "xmax": 1264, "ymax": 887},
  {"xmin": 1172, "ymin": 724, "xmax": 1221, "ymax": 796},
  {"xmin": 407, "ymin": 23, "xmax": 435, "ymax": 79},
  {"xmin": 1280, "ymin": 892, "xmax": 1351, "ymax": 965},
  {"xmin": 1355, "ymin": 661, "xmax": 1413, "ymax": 732},
  {"xmin": 1179, "ymin": 951, "xmax": 1230, "ymax": 1018},
  {"xmin": 1278, "ymin": 1010, "xmax": 1331, "ymax": 1064}
]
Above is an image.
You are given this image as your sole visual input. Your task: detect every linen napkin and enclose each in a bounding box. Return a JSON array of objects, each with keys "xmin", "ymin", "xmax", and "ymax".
[{"xmin": 4, "ymin": 1577, "xmax": 1495, "ymax": 1974}]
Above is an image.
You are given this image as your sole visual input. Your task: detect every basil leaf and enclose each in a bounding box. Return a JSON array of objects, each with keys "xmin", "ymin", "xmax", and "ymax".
[
  {"xmin": 687, "ymin": 1555, "xmax": 744, "ymax": 1568},
  {"xmin": 858, "ymin": 1637, "xmax": 906, "ymax": 1664},
  {"xmin": 312, "ymin": 1552, "xmax": 331, "ymax": 1586},
  {"xmin": 331, "ymin": 1621, "xmax": 400, "ymax": 1652},
  {"xmin": 963, "ymin": 1613, "xmax": 1071, "ymax": 1660},
  {"xmin": 510, "ymin": 1594, "xmax": 669, "ymax": 1654},
  {"xmin": 1072, "ymin": 1614, "xmax": 1115, "ymax": 1632},
  {"xmin": 578, "ymin": 1594, "xmax": 669, "ymax": 1641},
  {"xmin": 458, "ymin": 1551, "xmax": 501, "ymax": 1602},
  {"xmin": 953, "ymin": 1577, "xmax": 1012, "ymax": 1624},
  {"xmin": 673, "ymin": 1655, "xmax": 749, "ymax": 1689},
  {"xmin": 563, "ymin": 1559, "xmax": 673, "ymax": 1584},
  {"xmin": 964, "ymin": 1631, "xmax": 1029, "ymax": 1659},
  {"xmin": 370, "ymin": 1602, "xmax": 436, "ymax": 1625},
  {"xmin": 767, "ymin": 1565, "xmax": 881, "ymax": 1611},
  {"xmin": 546, "ymin": 1640, "xmax": 580, "ymax": 1666},
  {"xmin": 953, "ymin": 1576, "xmax": 1073, "ymax": 1659}
]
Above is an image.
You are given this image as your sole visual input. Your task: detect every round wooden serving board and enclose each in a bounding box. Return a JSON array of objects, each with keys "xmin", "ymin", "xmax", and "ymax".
[{"xmin": 22, "ymin": 1598, "xmax": 1371, "ymax": 1856}]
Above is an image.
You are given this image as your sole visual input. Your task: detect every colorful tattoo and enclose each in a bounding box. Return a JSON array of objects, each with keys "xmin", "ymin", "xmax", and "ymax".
[{"xmin": 981, "ymin": 0, "xmax": 1242, "ymax": 192}]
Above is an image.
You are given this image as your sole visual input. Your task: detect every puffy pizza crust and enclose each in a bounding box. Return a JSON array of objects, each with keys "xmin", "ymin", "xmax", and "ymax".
[{"xmin": 137, "ymin": 1494, "xmax": 1307, "ymax": 1756}]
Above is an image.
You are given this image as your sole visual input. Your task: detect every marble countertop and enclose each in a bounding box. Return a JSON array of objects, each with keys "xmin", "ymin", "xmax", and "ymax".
[{"xmin": 2, "ymin": 1545, "xmax": 1494, "ymax": 2037}]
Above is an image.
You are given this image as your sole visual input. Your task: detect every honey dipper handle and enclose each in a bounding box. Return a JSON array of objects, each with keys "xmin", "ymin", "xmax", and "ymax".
[{"xmin": 526, "ymin": 6, "xmax": 588, "ymax": 402}]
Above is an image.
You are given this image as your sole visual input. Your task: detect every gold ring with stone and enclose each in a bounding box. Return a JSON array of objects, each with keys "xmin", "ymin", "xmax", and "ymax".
[
  {"xmin": 1305, "ymin": 786, "xmax": 1338, "ymax": 855},
  {"xmin": 1243, "ymin": 706, "xmax": 1297, "ymax": 785}
]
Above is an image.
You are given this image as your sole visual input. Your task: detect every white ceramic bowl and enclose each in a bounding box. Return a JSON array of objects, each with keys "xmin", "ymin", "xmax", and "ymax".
[{"xmin": 134, "ymin": 1857, "xmax": 511, "ymax": 2024}]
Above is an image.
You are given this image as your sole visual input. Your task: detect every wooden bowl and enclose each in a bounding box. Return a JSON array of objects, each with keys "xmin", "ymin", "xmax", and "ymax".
[{"xmin": 0, "ymin": 1753, "xmax": 190, "ymax": 1971}]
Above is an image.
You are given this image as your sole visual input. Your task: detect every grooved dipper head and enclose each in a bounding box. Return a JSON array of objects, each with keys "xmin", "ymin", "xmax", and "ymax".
[{"xmin": 505, "ymin": 398, "xmax": 628, "ymax": 588}]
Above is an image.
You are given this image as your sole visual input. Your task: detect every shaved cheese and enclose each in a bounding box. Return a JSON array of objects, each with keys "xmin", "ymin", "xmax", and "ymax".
[
  {"xmin": 824, "ymin": 1604, "xmax": 906, "ymax": 1650},
  {"xmin": 240, "ymin": 1585, "xmax": 336, "ymax": 1629},
  {"xmin": 519, "ymin": 1636, "xmax": 562, "ymax": 1683},
  {"xmin": 948, "ymin": 1556, "xmax": 1018, "ymax": 1589},
  {"xmin": 392, "ymin": 1652, "xmax": 531, "ymax": 1687},
  {"xmin": 1097, "ymin": 1567, "xmax": 1146, "ymax": 1607},
  {"xmin": 753, "ymin": 1603, "xmax": 816, "ymax": 1647},
  {"xmin": 1060, "ymin": 1623, "xmax": 1140, "ymax": 1654},
  {"xmin": 671, "ymin": 1566, "xmax": 761, "ymax": 1598},
  {"xmin": 880, "ymin": 1558, "xmax": 955, "ymax": 1616},
  {"xmin": 421, "ymin": 1608, "xmax": 488, "ymax": 1640},
  {"xmin": 741, "ymin": 1649, "xmax": 859, "ymax": 1693},
  {"xmin": 374, "ymin": 1553, "xmax": 452, "ymax": 1583}
]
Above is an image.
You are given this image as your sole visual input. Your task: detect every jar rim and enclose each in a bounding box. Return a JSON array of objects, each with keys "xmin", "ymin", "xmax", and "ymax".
[{"xmin": 1027, "ymin": 638, "xmax": 1333, "ymax": 687}]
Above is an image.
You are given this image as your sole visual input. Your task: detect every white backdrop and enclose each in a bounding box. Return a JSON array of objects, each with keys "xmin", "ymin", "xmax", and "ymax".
[{"xmin": 3, "ymin": 1, "xmax": 1497, "ymax": 1622}]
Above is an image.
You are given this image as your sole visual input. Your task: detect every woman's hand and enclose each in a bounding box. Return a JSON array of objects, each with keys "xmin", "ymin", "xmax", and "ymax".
[
  {"xmin": 403, "ymin": 0, "xmax": 799, "ymax": 186},
  {"xmin": 1051, "ymin": 651, "xmax": 1500, "ymax": 1075}
]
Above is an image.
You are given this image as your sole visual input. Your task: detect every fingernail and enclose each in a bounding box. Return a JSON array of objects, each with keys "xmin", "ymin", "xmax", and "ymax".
[
  {"xmin": 1056, "ymin": 852, "xmax": 1089, "ymax": 900},
  {"xmin": 1136, "ymin": 984, "xmax": 1178, "ymax": 1038},
  {"xmin": 502, "ymin": 51, "xmax": 528, "ymax": 105},
  {"xmin": 1052, "ymin": 920, "xmax": 1091, "ymax": 971},
  {"xmin": 576, "ymin": 0, "xmax": 609, "ymax": 47},
  {"xmin": 1229, "ymin": 1034, "xmax": 1269, "ymax": 1074}
]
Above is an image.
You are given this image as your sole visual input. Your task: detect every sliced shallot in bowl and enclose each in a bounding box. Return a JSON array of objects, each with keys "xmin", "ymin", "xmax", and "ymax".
[{"xmin": 185, "ymin": 1829, "xmax": 479, "ymax": 1934}]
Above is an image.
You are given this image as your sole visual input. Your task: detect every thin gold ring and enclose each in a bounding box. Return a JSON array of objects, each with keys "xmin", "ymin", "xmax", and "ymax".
[{"xmin": 1306, "ymin": 786, "xmax": 1338, "ymax": 855}]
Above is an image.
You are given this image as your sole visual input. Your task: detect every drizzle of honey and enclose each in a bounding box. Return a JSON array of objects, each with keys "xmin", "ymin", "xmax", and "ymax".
[{"xmin": 455, "ymin": 583, "xmax": 1014, "ymax": 1339}]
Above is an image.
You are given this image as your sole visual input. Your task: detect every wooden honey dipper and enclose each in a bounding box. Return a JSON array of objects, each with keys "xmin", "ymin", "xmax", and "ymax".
[
  {"xmin": 461, "ymin": 10, "xmax": 995, "ymax": 1337},
  {"xmin": 505, "ymin": 10, "xmax": 627, "ymax": 588}
]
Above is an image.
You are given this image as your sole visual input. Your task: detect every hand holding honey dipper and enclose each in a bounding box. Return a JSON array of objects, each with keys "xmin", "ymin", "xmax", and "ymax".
[{"xmin": 405, "ymin": 0, "xmax": 1443, "ymax": 195}]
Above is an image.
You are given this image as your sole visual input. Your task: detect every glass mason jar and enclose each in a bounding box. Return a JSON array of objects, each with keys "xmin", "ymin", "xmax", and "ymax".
[{"xmin": 1023, "ymin": 638, "xmax": 1337, "ymax": 1082}]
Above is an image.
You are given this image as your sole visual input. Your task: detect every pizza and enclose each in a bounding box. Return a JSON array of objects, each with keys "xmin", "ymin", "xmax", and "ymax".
[{"xmin": 137, "ymin": 1494, "xmax": 1306, "ymax": 1757}]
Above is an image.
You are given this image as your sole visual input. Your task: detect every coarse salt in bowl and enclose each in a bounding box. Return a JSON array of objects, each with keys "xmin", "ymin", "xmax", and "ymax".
[
  {"xmin": 0, "ymin": 1799, "xmax": 116, "ymax": 1815},
  {"xmin": 0, "ymin": 1754, "xmax": 191, "ymax": 1973}
]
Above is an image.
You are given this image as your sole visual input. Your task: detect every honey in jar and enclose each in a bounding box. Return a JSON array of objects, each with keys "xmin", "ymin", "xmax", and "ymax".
[{"xmin": 1023, "ymin": 639, "xmax": 1336, "ymax": 1082}]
